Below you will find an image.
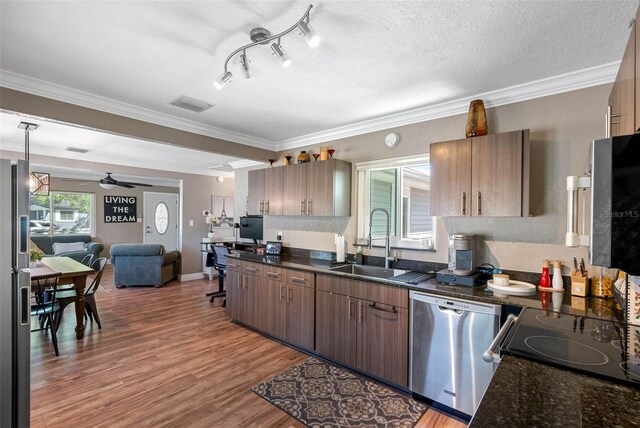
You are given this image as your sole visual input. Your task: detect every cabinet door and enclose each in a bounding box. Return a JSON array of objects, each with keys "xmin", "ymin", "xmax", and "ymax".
[
  {"xmin": 306, "ymin": 161, "xmax": 324, "ymax": 216},
  {"xmin": 260, "ymin": 279, "xmax": 287, "ymax": 340},
  {"xmin": 282, "ymin": 163, "xmax": 308, "ymax": 216},
  {"xmin": 264, "ymin": 167, "xmax": 283, "ymax": 216},
  {"xmin": 611, "ymin": 22, "xmax": 636, "ymax": 137},
  {"xmin": 286, "ymin": 283, "xmax": 314, "ymax": 350},
  {"xmin": 315, "ymin": 290, "xmax": 357, "ymax": 367},
  {"xmin": 247, "ymin": 169, "xmax": 265, "ymax": 215},
  {"xmin": 240, "ymin": 274, "xmax": 259, "ymax": 328},
  {"xmin": 429, "ymin": 139, "xmax": 472, "ymax": 216},
  {"xmin": 357, "ymin": 300, "xmax": 409, "ymax": 387},
  {"xmin": 471, "ymin": 131, "xmax": 524, "ymax": 216},
  {"xmin": 225, "ymin": 264, "xmax": 240, "ymax": 319}
]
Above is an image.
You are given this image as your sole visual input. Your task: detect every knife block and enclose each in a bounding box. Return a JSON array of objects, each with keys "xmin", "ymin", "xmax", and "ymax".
[{"xmin": 571, "ymin": 270, "xmax": 589, "ymax": 297}]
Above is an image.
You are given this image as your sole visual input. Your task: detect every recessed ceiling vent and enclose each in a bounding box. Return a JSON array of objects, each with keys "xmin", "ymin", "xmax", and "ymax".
[
  {"xmin": 66, "ymin": 147, "xmax": 89, "ymax": 153},
  {"xmin": 208, "ymin": 164, "xmax": 234, "ymax": 171},
  {"xmin": 169, "ymin": 96, "xmax": 214, "ymax": 113}
]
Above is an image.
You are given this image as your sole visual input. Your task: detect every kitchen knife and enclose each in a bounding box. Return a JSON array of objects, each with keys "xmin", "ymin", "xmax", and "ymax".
[{"xmin": 573, "ymin": 257, "xmax": 578, "ymax": 272}]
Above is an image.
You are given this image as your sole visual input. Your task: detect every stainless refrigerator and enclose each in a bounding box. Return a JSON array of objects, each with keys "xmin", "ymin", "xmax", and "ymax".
[{"xmin": 0, "ymin": 158, "xmax": 31, "ymax": 428}]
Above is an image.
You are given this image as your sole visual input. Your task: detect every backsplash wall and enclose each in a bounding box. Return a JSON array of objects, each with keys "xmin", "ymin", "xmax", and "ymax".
[{"xmin": 235, "ymin": 84, "xmax": 606, "ymax": 275}]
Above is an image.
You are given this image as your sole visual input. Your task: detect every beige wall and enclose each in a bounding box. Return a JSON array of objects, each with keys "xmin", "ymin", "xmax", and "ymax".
[
  {"xmin": 47, "ymin": 177, "xmax": 179, "ymax": 256},
  {"xmin": 1, "ymin": 150, "xmax": 235, "ymax": 276},
  {"xmin": 236, "ymin": 84, "xmax": 610, "ymax": 275}
]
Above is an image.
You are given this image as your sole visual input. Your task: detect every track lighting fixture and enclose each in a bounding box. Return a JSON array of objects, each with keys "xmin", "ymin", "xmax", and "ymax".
[
  {"xmin": 270, "ymin": 42, "xmax": 291, "ymax": 68},
  {"xmin": 240, "ymin": 52, "xmax": 251, "ymax": 78},
  {"xmin": 214, "ymin": 4, "xmax": 319, "ymax": 90}
]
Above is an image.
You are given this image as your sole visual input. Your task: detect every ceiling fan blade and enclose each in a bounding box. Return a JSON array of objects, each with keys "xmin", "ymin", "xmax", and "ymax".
[
  {"xmin": 116, "ymin": 181, "xmax": 153, "ymax": 187},
  {"xmin": 116, "ymin": 183, "xmax": 135, "ymax": 189}
]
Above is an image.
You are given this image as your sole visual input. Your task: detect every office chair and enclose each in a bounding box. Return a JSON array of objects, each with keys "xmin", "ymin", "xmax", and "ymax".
[{"xmin": 205, "ymin": 244, "xmax": 230, "ymax": 306}]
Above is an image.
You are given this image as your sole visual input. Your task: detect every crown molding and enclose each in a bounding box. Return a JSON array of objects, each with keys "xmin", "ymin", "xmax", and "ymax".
[
  {"xmin": 0, "ymin": 70, "xmax": 276, "ymax": 151},
  {"xmin": 275, "ymin": 61, "xmax": 620, "ymax": 151}
]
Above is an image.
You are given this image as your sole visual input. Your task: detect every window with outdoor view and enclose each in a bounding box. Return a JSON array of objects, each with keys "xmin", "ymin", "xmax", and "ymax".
[
  {"xmin": 29, "ymin": 191, "xmax": 95, "ymax": 236},
  {"xmin": 356, "ymin": 156, "xmax": 434, "ymax": 250}
]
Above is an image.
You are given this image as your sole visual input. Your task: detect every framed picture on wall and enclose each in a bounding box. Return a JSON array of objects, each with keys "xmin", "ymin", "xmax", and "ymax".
[{"xmin": 211, "ymin": 195, "xmax": 234, "ymax": 228}]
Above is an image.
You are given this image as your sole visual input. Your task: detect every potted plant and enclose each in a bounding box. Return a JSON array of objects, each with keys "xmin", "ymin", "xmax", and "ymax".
[
  {"xmin": 29, "ymin": 249, "xmax": 43, "ymax": 267},
  {"xmin": 204, "ymin": 211, "xmax": 221, "ymax": 240}
]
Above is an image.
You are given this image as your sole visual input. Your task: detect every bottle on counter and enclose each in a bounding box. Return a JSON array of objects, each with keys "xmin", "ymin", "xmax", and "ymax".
[
  {"xmin": 355, "ymin": 246, "xmax": 363, "ymax": 264},
  {"xmin": 540, "ymin": 259, "xmax": 551, "ymax": 288},
  {"xmin": 552, "ymin": 260, "xmax": 564, "ymax": 290}
]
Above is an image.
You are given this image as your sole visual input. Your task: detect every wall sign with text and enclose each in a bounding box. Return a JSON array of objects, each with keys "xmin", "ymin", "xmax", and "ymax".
[{"xmin": 104, "ymin": 196, "xmax": 137, "ymax": 223}]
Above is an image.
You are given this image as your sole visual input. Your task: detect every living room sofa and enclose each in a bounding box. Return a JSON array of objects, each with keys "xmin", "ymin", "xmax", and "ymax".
[
  {"xmin": 30, "ymin": 234, "xmax": 104, "ymax": 263},
  {"xmin": 110, "ymin": 244, "xmax": 180, "ymax": 288}
]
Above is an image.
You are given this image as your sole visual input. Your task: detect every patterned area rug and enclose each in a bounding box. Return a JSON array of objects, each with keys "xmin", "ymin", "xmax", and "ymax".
[{"xmin": 251, "ymin": 357, "xmax": 427, "ymax": 427}]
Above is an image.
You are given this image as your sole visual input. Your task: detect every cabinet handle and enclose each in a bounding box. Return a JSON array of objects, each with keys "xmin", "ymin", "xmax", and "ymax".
[
  {"xmin": 259, "ymin": 201, "xmax": 264, "ymax": 214},
  {"xmin": 301, "ymin": 199, "xmax": 306, "ymax": 215},
  {"xmin": 245, "ymin": 267, "xmax": 257, "ymax": 273},
  {"xmin": 288, "ymin": 286, "xmax": 293, "ymax": 303},
  {"xmin": 290, "ymin": 276, "xmax": 306, "ymax": 285},
  {"xmin": 461, "ymin": 192, "xmax": 466, "ymax": 215},
  {"xmin": 610, "ymin": 113, "xmax": 622, "ymax": 118},
  {"xmin": 279, "ymin": 284, "xmax": 284, "ymax": 302},
  {"xmin": 239, "ymin": 274, "xmax": 244, "ymax": 290},
  {"xmin": 308, "ymin": 199, "xmax": 312, "ymax": 215},
  {"xmin": 368, "ymin": 302, "xmax": 397, "ymax": 314},
  {"xmin": 477, "ymin": 191, "xmax": 482, "ymax": 216},
  {"xmin": 227, "ymin": 263, "xmax": 238, "ymax": 268},
  {"xmin": 359, "ymin": 301, "xmax": 363, "ymax": 322},
  {"xmin": 266, "ymin": 272, "xmax": 280, "ymax": 279},
  {"xmin": 265, "ymin": 200, "xmax": 270, "ymax": 215},
  {"xmin": 347, "ymin": 296, "xmax": 352, "ymax": 319}
]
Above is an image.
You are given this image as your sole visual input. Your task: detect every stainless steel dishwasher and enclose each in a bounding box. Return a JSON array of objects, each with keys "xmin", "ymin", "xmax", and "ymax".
[{"xmin": 409, "ymin": 291, "xmax": 500, "ymax": 416}]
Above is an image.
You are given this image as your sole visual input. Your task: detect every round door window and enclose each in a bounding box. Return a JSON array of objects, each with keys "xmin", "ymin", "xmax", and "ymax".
[{"xmin": 154, "ymin": 202, "xmax": 169, "ymax": 235}]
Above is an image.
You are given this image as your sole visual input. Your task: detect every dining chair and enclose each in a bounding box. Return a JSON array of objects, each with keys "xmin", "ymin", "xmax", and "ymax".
[
  {"xmin": 55, "ymin": 257, "xmax": 107, "ymax": 331},
  {"xmin": 31, "ymin": 273, "xmax": 61, "ymax": 356},
  {"xmin": 55, "ymin": 254, "xmax": 96, "ymax": 294}
]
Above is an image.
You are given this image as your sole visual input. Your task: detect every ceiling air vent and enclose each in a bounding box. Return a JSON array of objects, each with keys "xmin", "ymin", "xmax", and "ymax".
[
  {"xmin": 169, "ymin": 96, "xmax": 214, "ymax": 113},
  {"xmin": 66, "ymin": 147, "xmax": 89, "ymax": 153}
]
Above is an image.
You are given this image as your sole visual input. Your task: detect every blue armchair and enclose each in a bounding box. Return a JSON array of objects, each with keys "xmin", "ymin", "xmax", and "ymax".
[{"xmin": 110, "ymin": 244, "xmax": 180, "ymax": 288}]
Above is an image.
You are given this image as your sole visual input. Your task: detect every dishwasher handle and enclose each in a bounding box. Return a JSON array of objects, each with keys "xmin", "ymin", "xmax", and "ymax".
[{"xmin": 483, "ymin": 314, "xmax": 517, "ymax": 363}]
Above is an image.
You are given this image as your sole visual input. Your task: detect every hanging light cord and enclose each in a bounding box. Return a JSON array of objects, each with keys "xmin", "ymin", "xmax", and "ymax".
[{"xmin": 220, "ymin": 4, "xmax": 313, "ymax": 75}]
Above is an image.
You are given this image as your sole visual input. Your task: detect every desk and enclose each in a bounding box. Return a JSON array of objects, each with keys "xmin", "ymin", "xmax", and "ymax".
[{"xmin": 30, "ymin": 257, "xmax": 95, "ymax": 340}]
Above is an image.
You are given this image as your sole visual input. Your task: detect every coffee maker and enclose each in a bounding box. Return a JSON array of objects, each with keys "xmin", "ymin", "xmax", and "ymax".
[{"xmin": 436, "ymin": 234, "xmax": 481, "ymax": 286}]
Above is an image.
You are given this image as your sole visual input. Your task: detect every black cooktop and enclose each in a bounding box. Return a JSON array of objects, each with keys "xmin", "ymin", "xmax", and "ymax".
[{"xmin": 501, "ymin": 307, "xmax": 640, "ymax": 387}]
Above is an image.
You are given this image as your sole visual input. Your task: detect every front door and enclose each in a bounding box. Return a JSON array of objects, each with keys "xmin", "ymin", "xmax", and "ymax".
[{"xmin": 144, "ymin": 192, "xmax": 178, "ymax": 251}]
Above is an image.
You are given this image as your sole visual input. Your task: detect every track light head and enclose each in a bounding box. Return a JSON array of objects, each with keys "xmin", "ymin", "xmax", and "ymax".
[
  {"xmin": 214, "ymin": 71, "xmax": 233, "ymax": 90},
  {"xmin": 240, "ymin": 53, "xmax": 251, "ymax": 79},
  {"xmin": 299, "ymin": 21, "xmax": 320, "ymax": 47},
  {"xmin": 271, "ymin": 43, "xmax": 291, "ymax": 68}
]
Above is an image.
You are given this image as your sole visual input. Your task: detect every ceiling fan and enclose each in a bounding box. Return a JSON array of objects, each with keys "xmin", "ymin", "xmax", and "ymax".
[{"xmin": 97, "ymin": 172, "xmax": 153, "ymax": 189}]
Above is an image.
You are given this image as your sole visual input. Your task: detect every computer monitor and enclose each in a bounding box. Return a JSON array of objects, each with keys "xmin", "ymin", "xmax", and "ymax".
[{"xmin": 239, "ymin": 216, "xmax": 263, "ymax": 244}]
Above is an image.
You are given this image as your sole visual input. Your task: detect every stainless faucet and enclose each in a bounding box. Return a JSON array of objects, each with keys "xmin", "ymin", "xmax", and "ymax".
[{"xmin": 368, "ymin": 208, "xmax": 393, "ymax": 269}]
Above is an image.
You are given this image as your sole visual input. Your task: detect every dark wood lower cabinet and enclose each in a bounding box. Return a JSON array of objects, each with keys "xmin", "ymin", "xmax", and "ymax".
[
  {"xmin": 225, "ymin": 264, "xmax": 240, "ymax": 319},
  {"xmin": 285, "ymin": 283, "xmax": 315, "ymax": 350},
  {"xmin": 260, "ymin": 279, "xmax": 287, "ymax": 340},
  {"xmin": 358, "ymin": 300, "xmax": 409, "ymax": 387},
  {"xmin": 315, "ymin": 290, "xmax": 357, "ymax": 367}
]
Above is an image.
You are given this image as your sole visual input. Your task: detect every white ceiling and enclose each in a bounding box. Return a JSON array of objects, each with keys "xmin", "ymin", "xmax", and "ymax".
[
  {"xmin": 0, "ymin": 1, "xmax": 637, "ymax": 166},
  {"xmin": 0, "ymin": 112, "xmax": 263, "ymax": 178}
]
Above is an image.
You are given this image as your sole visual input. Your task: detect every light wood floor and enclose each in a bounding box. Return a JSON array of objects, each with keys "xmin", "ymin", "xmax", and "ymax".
[{"xmin": 31, "ymin": 266, "xmax": 467, "ymax": 428}]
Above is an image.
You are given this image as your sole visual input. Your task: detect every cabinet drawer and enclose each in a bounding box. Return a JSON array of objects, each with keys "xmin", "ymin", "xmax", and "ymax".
[
  {"xmin": 316, "ymin": 274, "xmax": 354, "ymax": 295},
  {"xmin": 264, "ymin": 266, "xmax": 285, "ymax": 281},
  {"xmin": 286, "ymin": 269, "xmax": 314, "ymax": 288},
  {"xmin": 226, "ymin": 259, "xmax": 241, "ymax": 271},
  {"xmin": 241, "ymin": 261, "xmax": 263, "ymax": 277},
  {"xmin": 352, "ymin": 281, "xmax": 408, "ymax": 309}
]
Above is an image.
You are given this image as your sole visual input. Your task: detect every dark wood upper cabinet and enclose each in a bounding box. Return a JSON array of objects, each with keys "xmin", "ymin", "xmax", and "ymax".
[
  {"xmin": 610, "ymin": 19, "xmax": 636, "ymax": 137},
  {"xmin": 247, "ymin": 159, "xmax": 351, "ymax": 217},
  {"xmin": 429, "ymin": 130, "xmax": 530, "ymax": 217},
  {"xmin": 247, "ymin": 169, "xmax": 265, "ymax": 215},
  {"xmin": 429, "ymin": 138, "xmax": 472, "ymax": 216}
]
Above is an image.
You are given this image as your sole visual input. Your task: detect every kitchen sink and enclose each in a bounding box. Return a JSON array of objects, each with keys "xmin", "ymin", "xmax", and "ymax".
[{"xmin": 329, "ymin": 264, "xmax": 407, "ymax": 279}]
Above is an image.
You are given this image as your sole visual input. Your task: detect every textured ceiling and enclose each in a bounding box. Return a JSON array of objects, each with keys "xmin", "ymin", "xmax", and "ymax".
[{"xmin": 0, "ymin": 1, "xmax": 637, "ymax": 147}]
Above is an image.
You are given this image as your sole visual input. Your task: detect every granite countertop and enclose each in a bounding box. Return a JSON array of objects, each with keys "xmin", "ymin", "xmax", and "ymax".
[
  {"xmin": 227, "ymin": 252, "xmax": 622, "ymax": 321},
  {"xmin": 470, "ymin": 355, "xmax": 640, "ymax": 427}
]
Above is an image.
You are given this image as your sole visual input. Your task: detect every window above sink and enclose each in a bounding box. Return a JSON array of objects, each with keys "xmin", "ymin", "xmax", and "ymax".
[{"xmin": 355, "ymin": 155, "xmax": 435, "ymax": 251}]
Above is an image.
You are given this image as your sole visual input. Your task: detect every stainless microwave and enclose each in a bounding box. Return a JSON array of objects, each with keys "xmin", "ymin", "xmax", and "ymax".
[{"xmin": 590, "ymin": 134, "xmax": 640, "ymax": 275}]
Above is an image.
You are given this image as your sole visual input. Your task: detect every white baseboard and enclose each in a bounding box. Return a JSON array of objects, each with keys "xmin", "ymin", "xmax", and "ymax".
[{"xmin": 179, "ymin": 272, "xmax": 205, "ymax": 282}]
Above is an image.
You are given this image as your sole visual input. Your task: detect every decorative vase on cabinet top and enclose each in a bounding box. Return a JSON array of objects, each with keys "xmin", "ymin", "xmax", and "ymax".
[
  {"xmin": 465, "ymin": 99, "xmax": 488, "ymax": 138},
  {"xmin": 297, "ymin": 151, "xmax": 310, "ymax": 163}
]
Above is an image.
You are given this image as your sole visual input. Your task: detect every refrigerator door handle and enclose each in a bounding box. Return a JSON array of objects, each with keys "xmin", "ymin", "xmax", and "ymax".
[
  {"xmin": 18, "ymin": 270, "xmax": 30, "ymax": 326},
  {"xmin": 18, "ymin": 215, "xmax": 29, "ymax": 254}
]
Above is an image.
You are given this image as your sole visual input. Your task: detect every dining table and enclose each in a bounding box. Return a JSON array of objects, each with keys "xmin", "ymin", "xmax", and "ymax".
[{"xmin": 29, "ymin": 256, "xmax": 95, "ymax": 340}]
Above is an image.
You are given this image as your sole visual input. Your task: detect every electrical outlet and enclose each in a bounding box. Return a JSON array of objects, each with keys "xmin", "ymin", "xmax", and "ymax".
[
  {"xmin": 189, "ymin": 220, "xmax": 194, "ymax": 227},
  {"xmin": 277, "ymin": 230, "xmax": 282, "ymax": 241}
]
